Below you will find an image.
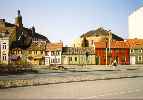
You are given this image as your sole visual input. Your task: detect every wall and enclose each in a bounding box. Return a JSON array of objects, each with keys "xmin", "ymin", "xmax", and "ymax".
[
  {"xmin": 62, "ymin": 54, "xmax": 96, "ymax": 65},
  {"xmin": 45, "ymin": 50, "xmax": 62, "ymax": 65},
  {"xmin": 129, "ymin": 7, "xmax": 143, "ymax": 39},
  {"xmin": 0, "ymin": 37, "xmax": 9, "ymax": 64}
]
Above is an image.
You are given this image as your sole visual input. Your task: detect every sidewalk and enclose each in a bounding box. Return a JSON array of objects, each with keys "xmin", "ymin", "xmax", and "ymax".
[
  {"xmin": 0, "ymin": 67, "xmax": 143, "ymax": 88},
  {"xmin": 64, "ymin": 64, "xmax": 143, "ymax": 72}
]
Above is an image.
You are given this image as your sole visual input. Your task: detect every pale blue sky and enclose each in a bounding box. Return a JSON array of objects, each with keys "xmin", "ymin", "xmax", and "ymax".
[{"xmin": 0, "ymin": 0, "xmax": 143, "ymax": 45}]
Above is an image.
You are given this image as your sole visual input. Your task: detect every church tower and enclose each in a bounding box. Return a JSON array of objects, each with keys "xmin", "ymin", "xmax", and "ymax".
[{"xmin": 15, "ymin": 10, "xmax": 23, "ymax": 28}]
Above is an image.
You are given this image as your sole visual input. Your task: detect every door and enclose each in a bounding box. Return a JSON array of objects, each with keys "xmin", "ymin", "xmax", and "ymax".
[
  {"xmin": 130, "ymin": 56, "xmax": 135, "ymax": 64},
  {"xmin": 45, "ymin": 57, "xmax": 50, "ymax": 65},
  {"xmin": 96, "ymin": 57, "xmax": 99, "ymax": 65}
]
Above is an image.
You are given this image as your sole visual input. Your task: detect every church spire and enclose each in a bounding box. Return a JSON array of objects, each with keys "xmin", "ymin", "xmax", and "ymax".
[
  {"xmin": 31, "ymin": 25, "xmax": 35, "ymax": 33},
  {"xmin": 18, "ymin": 10, "xmax": 21, "ymax": 17},
  {"xmin": 15, "ymin": 10, "xmax": 23, "ymax": 27}
]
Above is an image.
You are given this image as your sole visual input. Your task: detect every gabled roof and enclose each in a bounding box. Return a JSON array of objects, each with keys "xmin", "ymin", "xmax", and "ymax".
[
  {"xmin": 11, "ymin": 48, "xmax": 23, "ymax": 51},
  {"xmin": 46, "ymin": 42, "xmax": 63, "ymax": 51},
  {"xmin": 62, "ymin": 47, "xmax": 95, "ymax": 55},
  {"xmin": 80, "ymin": 27, "xmax": 124, "ymax": 41},
  {"xmin": 27, "ymin": 42, "xmax": 46, "ymax": 51},
  {"xmin": 33, "ymin": 33, "xmax": 50, "ymax": 42},
  {"xmin": 126, "ymin": 39, "xmax": 143, "ymax": 48},
  {"xmin": 5, "ymin": 22, "xmax": 16, "ymax": 27}
]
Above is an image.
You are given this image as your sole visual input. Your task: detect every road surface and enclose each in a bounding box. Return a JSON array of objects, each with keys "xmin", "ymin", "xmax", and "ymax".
[{"xmin": 0, "ymin": 77, "xmax": 143, "ymax": 99}]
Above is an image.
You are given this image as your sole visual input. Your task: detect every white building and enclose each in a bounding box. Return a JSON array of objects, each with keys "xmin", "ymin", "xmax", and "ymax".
[
  {"xmin": 0, "ymin": 36, "xmax": 9, "ymax": 64},
  {"xmin": 45, "ymin": 42, "xmax": 63, "ymax": 65},
  {"xmin": 129, "ymin": 6, "xmax": 143, "ymax": 39}
]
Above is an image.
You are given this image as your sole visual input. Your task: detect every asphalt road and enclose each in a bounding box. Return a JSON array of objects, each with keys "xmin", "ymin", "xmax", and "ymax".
[{"xmin": 0, "ymin": 77, "xmax": 143, "ymax": 99}]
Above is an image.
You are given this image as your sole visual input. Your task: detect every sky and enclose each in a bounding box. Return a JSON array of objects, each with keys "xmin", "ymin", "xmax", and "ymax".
[{"xmin": 0, "ymin": 0, "xmax": 143, "ymax": 45}]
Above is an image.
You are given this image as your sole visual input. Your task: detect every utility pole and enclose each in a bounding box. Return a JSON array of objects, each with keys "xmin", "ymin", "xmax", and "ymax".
[
  {"xmin": 108, "ymin": 30, "xmax": 111, "ymax": 66},
  {"xmin": 106, "ymin": 30, "xmax": 111, "ymax": 67},
  {"xmin": 105, "ymin": 39, "xmax": 108, "ymax": 67}
]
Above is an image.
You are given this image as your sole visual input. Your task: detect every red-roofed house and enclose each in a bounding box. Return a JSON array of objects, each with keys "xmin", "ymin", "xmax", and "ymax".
[
  {"xmin": 45, "ymin": 42, "xmax": 63, "ymax": 65},
  {"xmin": 95, "ymin": 41, "xmax": 130, "ymax": 65},
  {"xmin": 127, "ymin": 39, "xmax": 143, "ymax": 64}
]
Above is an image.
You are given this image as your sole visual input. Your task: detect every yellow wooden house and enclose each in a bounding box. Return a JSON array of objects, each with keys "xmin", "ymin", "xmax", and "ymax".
[{"xmin": 26, "ymin": 42, "xmax": 46, "ymax": 65}]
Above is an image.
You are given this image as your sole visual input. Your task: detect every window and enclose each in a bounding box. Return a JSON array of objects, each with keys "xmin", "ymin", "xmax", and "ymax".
[
  {"xmin": 139, "ymin": 49, "xmax": 142, "ymax": 53},
  {"xmin": 75, "ymin": 57, "xmax": 77, "ymax": 61},
  {"xmin": 2, "ymin": 43, "xmax": 6, "ymax": 49},
  {"xmin": 45, "ymin": 51, "xmax": 49, "ymax": 56},
  {"xmin": 57, "ymin": 51, "xmax": 60, "ymax": 55},
  {"xmin": 29, "ymin": 51, "xmax": 32, "ymax": 54},
  {"xmin": 91, "ymin": 40, "xmax": 94, "ymax": 45},
  {"xmin": 58, "ymin": 58, "xmax": 60, "ymax": 63},
  {"xmin": 14, "ymin": 50, "xmax": 16, "ymax": 54},
  {"xmin": 51, "ymin": 51, "xmax": 54, "ymax": 56},
  {"xmin": 34, "ymin": 38, "xmax": 38, "ymax": 41},
  {"xmin": 51, "ymin": 59, "xmax": 53, "ymax": 63},
  {"xmin": 18, "ymin": 50, "xmax": 21, "ymax": 54},
  {"xmin": 34, "ymin": 51, "xmax": 37, "ymax": 55},
  {"xmin": 69, "ymin": 57, "xmax": 72, "ymax": 61},
  {"xmin": 2, "ymin": 54, "xmax": 6, "ymax": 61},
  {"xmin": 130, "ymin": 49, "xmax": 134, "ymax": 53},
  {"xmin": 138, "ymin": 56, "xmax": 142, "ymax": 61}
]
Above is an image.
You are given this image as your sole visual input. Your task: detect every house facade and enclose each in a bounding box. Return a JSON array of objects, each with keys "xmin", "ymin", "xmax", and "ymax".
[
  {"xmin": 9, "ymin": 48, "xmax": 23, "ymax": 65},
  {"xmin": 0, "ymin": 37, "xmax": 9, "ymax": 64},
  {"xmin": 127, "ymin": 39, "xmax": 143, "ymax": 64},
  {"xmin": 95, "ymin": 41, "xmax": 130, "ymax": 65},
  {"xmin": 62, "ymin": 47, "xmax": 96, "ymax": 65},
  {"xmin": 45, "ymin": 42, "xmax": 63, "ymax": 65},
  {"xmin": 26, "ymin": 42, "xmax": 46, "ymax": 65},
  {"xmin": 72, "ymin": 27, "xmax": 124, "ymax": 47}
]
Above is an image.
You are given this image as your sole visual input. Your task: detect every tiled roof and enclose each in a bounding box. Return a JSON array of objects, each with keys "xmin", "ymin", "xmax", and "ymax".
[
  {"xmin": 27, "ymin": 42, "xmax": 46, "ymax": 51},
  {"xmin": 111, "ymin": 41, "xmax": 129, "ymax": 48},
  {"xmin": 5, "ymin": 22, "xmax": 16, "ymax": 27},
  {"xmin": 11, "ymin": 48, "xmax": 23, "ymax": 51},
  {"xmin": 33, "ymin": 33, "xmax": 50, "ymax": 42},
  {"xmin": 95, "ymin": 41, "xmax": 129, "ymax": 49},
  {"xmin": 126, "ymin": 39, "xmax": 143, "ymax": 48},
  {"xmin": 94, "ymin": 42, "xmax": 106, "ymax": 48},
  {"xmin": 62, "ymin": 47, "xmax": 95, "ymax": 55},
  {"xmin": 46, "ymin": 43, "xmax": 63, "ymax": 51},
  {"xmin": 80, "ymin": 27, "xmax": 124, "ymax": 41}
]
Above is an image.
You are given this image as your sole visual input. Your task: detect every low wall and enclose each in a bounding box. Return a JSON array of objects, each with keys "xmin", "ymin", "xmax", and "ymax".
[{"xmin": 1, "ymin": 72, "xmax": 143, "ymax": 89}]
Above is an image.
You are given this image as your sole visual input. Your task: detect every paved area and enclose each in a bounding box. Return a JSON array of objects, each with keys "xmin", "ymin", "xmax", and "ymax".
[
  {"xmin": 0, "ymin": 65, "xmax": 143, "ymax": 89},
  {"xmin": 0, "ymin": 67, "xmax": 142, "ymax": 80},
  {"xmin": 0, "ymin": 77, "xmax": 143, "ymax": 99}
]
